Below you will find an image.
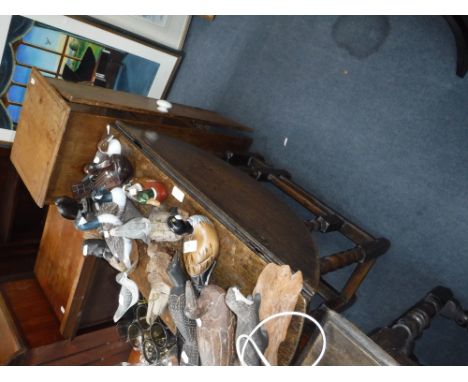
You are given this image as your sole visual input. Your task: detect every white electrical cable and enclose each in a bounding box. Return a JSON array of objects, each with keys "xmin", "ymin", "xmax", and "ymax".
[{"xmin": 235, "ymin": 311, "xmax": 327, "ymax": 366}]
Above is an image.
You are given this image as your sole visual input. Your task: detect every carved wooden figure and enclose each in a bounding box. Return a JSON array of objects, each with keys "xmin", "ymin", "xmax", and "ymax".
[
  {"xmin": 146, "ymin": 243, "xmax": 173, "ymax": 325},
  {"xmin": 185, "ymin": 282, "xmax": 236, "ymax": 366},
  {"xmin": 252, "ymin": 264, "xmax": 303, "ymax": 365},
  {"xmin": 110, "ymin": 206, "xmax": 183, "ymax": 243},
  {"xmin": 181, "ymin": 215, "xmax": 219, "ymax": 290},
  {"xmin": 166, "ymin": 255, "xmax": 199, "ymax": 366},
  {"xmin": 225, "ymin": 287, "xmax": 268, "ymax": 366}
]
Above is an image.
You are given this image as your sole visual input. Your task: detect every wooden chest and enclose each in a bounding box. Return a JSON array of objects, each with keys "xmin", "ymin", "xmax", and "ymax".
[{"xmin": 10, "ymin": 70, "xmax": 319, "ymax": 363}]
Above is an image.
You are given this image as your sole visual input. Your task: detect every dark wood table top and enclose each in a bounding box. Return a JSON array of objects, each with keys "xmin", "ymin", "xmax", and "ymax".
[{"xmin": 116, "ymin": 121, "xmax": 319, "ymax": 293}]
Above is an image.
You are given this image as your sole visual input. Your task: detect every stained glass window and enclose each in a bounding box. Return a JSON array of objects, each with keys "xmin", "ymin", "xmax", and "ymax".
[{"xmin": 7, "ymin": 85, "xmax": 26, "ymax": 104}]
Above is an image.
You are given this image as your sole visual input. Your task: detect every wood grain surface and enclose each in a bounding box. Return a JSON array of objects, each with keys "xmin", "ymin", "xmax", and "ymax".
[
  {"xmin": 10, "ymin": 68, "xmax": 70, "ymax": 207},
  {"xmin": 48, "ymin": 77, "xmax": 252, "ymax": 132},
  {"xmin": 0, "ymin": 292, "xmax": 26, "ymax": 365},
  {"xmin": 253, "ymin": 263, "xmax": 304, "ymax": 365},
  {"xmin": 112, "ymin": 129, "xmax": 308, "ymax": 365}
]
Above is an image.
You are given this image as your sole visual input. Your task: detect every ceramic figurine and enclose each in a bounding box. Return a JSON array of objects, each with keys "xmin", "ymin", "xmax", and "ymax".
[
  {"xmin": 92, "ymin": 213, "xmax": 133, "ymax": 271},
  {"xmin": 88, "ymin": 132, "xmax": 122, "ymax": 170},
  {"xmin": 167, "ymin": 255, "xmax": 199, "ymax": 366},
  {"xmin": 91, "ymin": 187, "xmax": 127, "ymax": 217},
  {"xmin": 225, "ymin": 287, "xmax": 268, "ymax": 366},
  {"xmin": 146, "ymin": 243, "xmax": 173, "ymax": 325},
  {"xmin": 82, "ymin": 238, "xmax": 113, "ymax": 261},
  {"xmin": 110, "ymin": 206, "xmax": 184, "ymax": 244},
  {"xmin": 124, "ymin": 178, "xmax": 168, "ymax": 206},
  {"xmin": 114, "ymin": 272, "xmax": 140, "ymax": 322},
  {"xmin": 72, "ymin": 154, "xmax": 133, "ymax": 200},
  {"xmin": 54, "ymin": 195, "xmax": 98, "ymax": 231},
  {"xmin": 54, "ymin": 196, "xmax": 81, "ymax": 220},
  {"xmin": 252, "ymin": 264, "xmax": 303, "ymax": 366},
  {"xmin": 185, "ymin": 282, "xmax": 236, "ymax": 366},
  {"xmin": 171, "ymin": 215, "xmax": 219, "ymax": 291}
]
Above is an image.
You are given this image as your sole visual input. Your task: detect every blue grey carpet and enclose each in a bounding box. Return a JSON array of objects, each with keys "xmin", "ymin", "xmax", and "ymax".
[{"xmin": 168, "ymin": 16, "xmax": 468, "ymax": 365}]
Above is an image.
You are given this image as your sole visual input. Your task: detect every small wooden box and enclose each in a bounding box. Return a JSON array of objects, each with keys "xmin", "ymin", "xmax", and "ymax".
[{"xmin": 11, "ymin": 68, "xmax": 252, "ymax": 208}]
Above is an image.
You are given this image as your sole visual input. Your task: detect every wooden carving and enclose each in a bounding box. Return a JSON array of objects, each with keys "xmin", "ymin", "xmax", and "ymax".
[
  {"xmin": 225, "ymin": 287, "xmax": 268, "ymax": 366},
  {"xmin": 185, "ymin": 282, "xmax": 236, "ymax": 366},
  {"xmin": 110, "ymin": 206, "xmax": 183, "ymax": 244},
  {"xmin": 166, "ymin": 255, "xmax": 199, "ymax": 366},
  {"xmin": 182, "ymin": 215, "xmax": 219, "ymax": 290},
  {"xmin": 146, "ymin": 243, "xmax": 173, "ymax": 325},
  {"xmin": 252, "ymin": 264, "xmax": 303, "ymax": 365}
]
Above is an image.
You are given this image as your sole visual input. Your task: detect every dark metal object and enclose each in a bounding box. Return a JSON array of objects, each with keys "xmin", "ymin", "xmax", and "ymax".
[
  {"xmin": 123, "ymin": 302, "xmax": 176, "ymax": 364},
  {"xmin": 222, "ymin": 152, "xmax": 390, "ymax": 311},
  {"xmin": 370, "ymin": 286, "xmax": 468, "ymax": 365},
  {"xmin": 305, "ymin": 214, "xmax": 343, "ymax": 233}
]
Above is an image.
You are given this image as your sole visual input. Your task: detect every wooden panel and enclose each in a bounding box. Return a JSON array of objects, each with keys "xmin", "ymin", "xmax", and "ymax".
[
  {"xmin": 0, "ymin": 241, "xmax": 38, "ymax": 282},
  {"xmin": 35, "ymin": 206, "xmax": 119, "ymax": 337},
  {"xmin": 113, "ymin": 131, "xmax": 307, "ymax": 365},
  {"xmin": 20, "ymin": 325, "xmax": 131, "ymax": 366},
  {"xmin": 47, "ymin": 77, "xmax": 252, "ymax": 132},
  {"xmin": 0, "ymin": 278, "xmax": 62, "ymax": 348},
  {"xmin": 34, "ymin": 205, "xmax": 87, "ymax": 335},
  {"xmin": 45, "ymin": 112, "xmax": 250, "ymax": 204},
  {"xmin": 0, "ymin": 292, "xmax": 26, "ymax": 365},
  {"xmin": 10, "ymin": 68, "xmax": 70, "ymax": 207},
  {"xmin": 118, "ymin": 122, "xmax": 320, "ymax": 293},
  {"xmin": 78, "ymin": 258, "xmax": 120, "ymax": 330}
]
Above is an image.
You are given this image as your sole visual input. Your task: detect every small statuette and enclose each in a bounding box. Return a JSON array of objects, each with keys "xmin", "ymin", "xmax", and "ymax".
[
  {"xmin": 252, "ymin": 264, "xmax": 303, "ymax": 365},
  {"xmin": 82, "ymin": 239, "xmax": 113, "ymax": 261},
  {"xmin": 225, "ymin": 287, "xmax": 268, "ymax": 366},
  {"xmin": 114, "ymin": 272, "xmax": 140, "ymax": 322},
  {"xmin": 54, "ymin": 196, "xmax": 81, "ymax": 220},
  {"xmin": 72, "ymin": 155, "xmax": 133, "ymax": 200},
  {"xmin": 111, "ymin": 206, "xmax": 185, "ymax": 243},
  {"xmin": 124, "ymin": 178, "xmax": 168, "ymax": 206},
  {"xmin": 185, "ymin": 282, "xmax": 236, "ymax": 366},
  {"xmin": 91, "ymin": 187, "xmax": 127, "ymax": 217},
  {"xmin": 167, "ymin": 255, "xmax": 199, "ymax": 366},
  {"xmin": 177, "ymin": 215, "xmax": 219, "ymax": 291},
  {"xmin": 146, "ymin": 243, "xmax": 173, "ymax": 324}
]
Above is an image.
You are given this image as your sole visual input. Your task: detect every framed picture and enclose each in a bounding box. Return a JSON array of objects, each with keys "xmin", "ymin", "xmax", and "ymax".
[
  {"xmin": 0, "ymin": 15, "xmax": 181, "ymax": 144},
  {"xmin": 88, "ymin": 16, "xmax": 192, "ymax": 51}
]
